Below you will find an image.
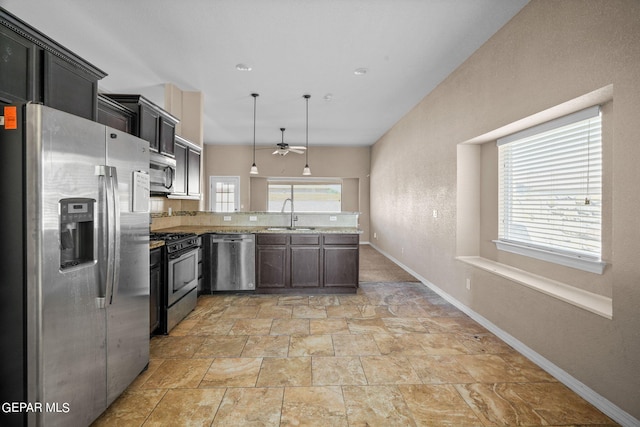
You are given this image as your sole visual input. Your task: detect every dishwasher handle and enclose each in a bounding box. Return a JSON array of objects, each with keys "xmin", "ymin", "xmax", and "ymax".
[{"xmin": 208, "ymin": 235, "xmax": 254, "ymax": 243}]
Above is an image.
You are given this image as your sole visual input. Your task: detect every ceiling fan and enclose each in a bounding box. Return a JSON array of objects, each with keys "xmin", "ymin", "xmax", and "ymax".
[{"xmin": 263, "ymin": 128, "xmax": 307, "ymax": 156}]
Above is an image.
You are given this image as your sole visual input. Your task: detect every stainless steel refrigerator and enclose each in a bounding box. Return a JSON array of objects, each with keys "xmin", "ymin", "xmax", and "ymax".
[{"xmin": 0, "ymin": 103, "xmax": 151, "ymax": 426}]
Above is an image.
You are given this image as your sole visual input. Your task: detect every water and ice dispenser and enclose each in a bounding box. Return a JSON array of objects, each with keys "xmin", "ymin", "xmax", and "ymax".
[{"xmin": 59, "ymin": 198, "xmax": 95, "ymax": 270}]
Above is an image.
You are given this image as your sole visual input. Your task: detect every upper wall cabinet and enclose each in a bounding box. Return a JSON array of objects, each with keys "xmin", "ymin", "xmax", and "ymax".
[
  {"xmin": 102, "ymin": 94, "xmax": 179, "ymax": 157},
  {"xmin": 0, "ymin": 9, "xmax": 106, "ymax": 120},
  {"xmin": 97, "ymin": 94, "xmax": 135, "ymax": 133},
  {"xmin": 169, "ymin": 135, "xmax": 201, "ymax": 200}
]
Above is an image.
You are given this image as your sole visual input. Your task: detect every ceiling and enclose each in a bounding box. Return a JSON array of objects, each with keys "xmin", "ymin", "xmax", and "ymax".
[{"xmin": 2, "ymin": 0, "xmax": 528, "ymax": 147}]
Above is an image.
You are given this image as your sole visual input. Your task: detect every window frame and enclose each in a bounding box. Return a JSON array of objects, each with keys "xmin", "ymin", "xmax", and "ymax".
[
  {"xmin": 266, "ymin": 178, "xmax": 343, "ymax": 213},
  {"xmin": 494, "ymin": 106, "xmax": 606, "ymax": 274},
  {"xmin": 209, "ymin": 176, "xmax": 240, "ymax": 212}
]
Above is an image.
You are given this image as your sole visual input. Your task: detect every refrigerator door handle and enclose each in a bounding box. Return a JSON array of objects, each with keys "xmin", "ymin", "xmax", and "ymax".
[
  {"xmin": 109, "ymin": 166, "xmax": 121, "ymax": 304},
  {"xmin": 95, "ymin": 165, "xmax": 111, "ymax": 308},
  {"xmin": 105, "ymin": 166, "xmax": 116, "ymax": 306}
]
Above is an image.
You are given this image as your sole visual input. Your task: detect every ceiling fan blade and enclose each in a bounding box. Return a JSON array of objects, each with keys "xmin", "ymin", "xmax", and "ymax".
[
  {"xmin": 288, "ymin": 146, "xmax": 307, "ymax": 150},
  {"xmin": 288, "ymin": 148, "xmax": 305, "ymax": 154}
]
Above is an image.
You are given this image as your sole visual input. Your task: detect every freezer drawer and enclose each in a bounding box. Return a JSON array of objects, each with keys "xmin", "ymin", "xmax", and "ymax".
[{"xmin": 205, "ymin": 234, "xmax": 256, "ymax": 291}]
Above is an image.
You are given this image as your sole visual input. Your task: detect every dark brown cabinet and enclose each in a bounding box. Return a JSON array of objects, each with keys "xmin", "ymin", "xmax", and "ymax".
[
  {"xmin": 173, "ymin": 142, "xmax": 187, "ymax": 195},
  {"xmin": 102, "ymin": 94, "xmax": 179, "ymax": 156},
  {"xmin": 188, "ymin": 148, "xmax": 201, "ymax": 196},
  {"xmin": 97, "ymin": 94, "xmax": 134, "ymax": 132},
  {"xmin": 1, "ymin": 9, "xmax": 106, "ymax": 119},
  {"xmin": 170, "ymin": 135, "xmax": 202, "ymax": 199},
  {"xmin": 150, "ymin": 248, "xmax": 163, "ymax": 335},
  {"xmin": 0, "ymin": 21, "xmax": 35, "ymax": 105},
  {"xmin": 323, "ymin": 234, "xmax": 360, "ymax": 287},
  {"xmin": 290, "ymin": 234, "xmax": 322, "ymax": 288},
  {"xmin": 197, "ymin": 236, "xmax": 203, "ymax": 293},
  {"xmin": 256, "ymin": 233, "xmax": 359, "ymax": 293},
  {"xmin": 139, "ymin": 103, "xmax": 161, "ymax": 151},
  {"xmin": 159, "ymin": 119, "xmax": 175, "ymax": 156},
  {"xmin": 256, "ymin": 234, "xmax": 288, "ymax": 289}
]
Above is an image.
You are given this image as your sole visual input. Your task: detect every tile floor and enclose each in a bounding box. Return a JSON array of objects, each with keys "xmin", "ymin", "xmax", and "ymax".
[{"xmin": 92, "ymin": 281, "xmax": 617, "ymax": 426}]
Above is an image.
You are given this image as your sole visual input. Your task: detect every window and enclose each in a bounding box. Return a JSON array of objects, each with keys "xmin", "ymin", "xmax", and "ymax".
[
  {"xmin": 209, "ymin": 176, "xmax": 240, "ymax": 212},
  {"xmin": 267, "ymin": 180, "xmax": 342, "ymax": 212},
  {"xmin": 496, "ymin": 106, "xmax": 605, "ymax": 273}
]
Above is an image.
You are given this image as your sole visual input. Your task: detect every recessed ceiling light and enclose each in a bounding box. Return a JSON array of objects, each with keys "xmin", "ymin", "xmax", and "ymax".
[
  {"xmin": 236, "ymin": 63, "xmax": 252, "ymax": 71},
  {"xmin": 354, "ymin": 67, "xmax": 368, "ymax": 76},
  {"xmin": 323, "ymin": 93, "xmax": 333, "ymax": 101}
]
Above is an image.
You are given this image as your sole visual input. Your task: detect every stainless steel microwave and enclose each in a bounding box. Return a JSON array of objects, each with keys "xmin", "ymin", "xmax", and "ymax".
[{"xmin": 149, "ymin": 151, "xmax": 176, "ymax": 195}]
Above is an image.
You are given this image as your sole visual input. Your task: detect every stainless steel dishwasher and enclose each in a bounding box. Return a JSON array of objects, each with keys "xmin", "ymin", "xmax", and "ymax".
[{"xmin": 204, "ymin": 234, "xmax": 256, "ymax": 291}]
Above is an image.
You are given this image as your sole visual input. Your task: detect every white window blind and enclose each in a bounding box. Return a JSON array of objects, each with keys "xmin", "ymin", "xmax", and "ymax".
[{"xmin": 497, "ymin": 106, "xmax": 602, "ymax": 264}]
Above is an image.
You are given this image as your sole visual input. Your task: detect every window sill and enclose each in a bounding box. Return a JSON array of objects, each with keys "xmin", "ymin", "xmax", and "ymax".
[
  {"xmin": 456, "ymin": 256, "xmax": 612, "ymax": 319},
  {"xmin": 493, "ymin": 240, "xmax": 606, "ymax": 275}
]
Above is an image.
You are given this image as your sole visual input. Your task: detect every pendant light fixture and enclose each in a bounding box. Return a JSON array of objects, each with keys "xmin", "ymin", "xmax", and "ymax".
[
  {"xmin": 249, "ymin": 93, "xmax": 259, "ymax": 175},
  {"xmin": 302, "ymin": 94, "xmax": 312, "ymax": 176}
]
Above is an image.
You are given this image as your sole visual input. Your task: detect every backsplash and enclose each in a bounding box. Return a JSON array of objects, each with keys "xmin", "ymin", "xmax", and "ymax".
[{"xmin": 151, "ymin": 210, "xmax": 359, "ymax": 231}]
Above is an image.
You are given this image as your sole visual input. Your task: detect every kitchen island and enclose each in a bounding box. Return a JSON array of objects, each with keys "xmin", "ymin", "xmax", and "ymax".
[{"xmin": 153, "ymin": 226, "xmax": 361, "ymax": 294}]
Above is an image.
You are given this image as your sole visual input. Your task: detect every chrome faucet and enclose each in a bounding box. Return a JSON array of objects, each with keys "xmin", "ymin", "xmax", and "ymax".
[{"xmin": 280, "ymin": 198, "xmax": 297, "ymax": 228}]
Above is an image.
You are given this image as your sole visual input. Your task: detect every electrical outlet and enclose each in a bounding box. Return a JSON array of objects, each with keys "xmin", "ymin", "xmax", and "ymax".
[
  {"xmin": 374, "ymin": 232, "xmax": 377, "ymax": 239},
  {"xmin": 466, "ymin": 278, "xmax": 471, "ymax": 290},
  {"xmin": 401, "ymin": 247, "xmax": 404, "ymax": 254},
  {"xmin": 432, "ymin": 209, "xmax": 438, "ymax": 218},
  {"xmin": 249, "ymin": 216, "xmax": 257, "ymax": 222},
  {"xmin": 223, "ymin": 216, "xmax": 232, "ymax": 221},
  {"xmin": 329, "ymin": 216, "xmax": 337, "ymax": 221}
]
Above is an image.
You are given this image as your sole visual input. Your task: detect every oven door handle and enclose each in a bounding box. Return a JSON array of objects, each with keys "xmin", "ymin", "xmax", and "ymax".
[{"xmin": 168, "ymin": 247, "xmax": 197, "ymax": 261}]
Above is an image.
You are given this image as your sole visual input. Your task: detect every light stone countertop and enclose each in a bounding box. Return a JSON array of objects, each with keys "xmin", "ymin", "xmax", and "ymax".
[
  {"xmin": 151, "ymin": 226, "xmax": 362, "ymax": 236},
  {"xmin": 150, "ymin": 240, "xmax": 165, "ymax": 250}
]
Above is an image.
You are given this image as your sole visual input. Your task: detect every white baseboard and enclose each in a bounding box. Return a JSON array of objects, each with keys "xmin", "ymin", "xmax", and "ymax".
[{"xmin": 368, "ymin": 243, "xmax": 639, "ymax": 427}]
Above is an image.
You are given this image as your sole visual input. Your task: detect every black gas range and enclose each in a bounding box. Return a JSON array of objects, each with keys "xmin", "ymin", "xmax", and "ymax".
[
  {"xmin": 150, "ymin": 232, "xmax": 199, "ymax": 334},
  {"xmin": 150, "ymin": 232, "xmax": 198, "ymax": 255}
]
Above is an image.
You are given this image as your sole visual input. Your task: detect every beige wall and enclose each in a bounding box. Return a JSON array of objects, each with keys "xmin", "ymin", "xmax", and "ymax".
[
  {"xmin": 370, "ymin": 0, "xmax": 640, "ymax": 420},
  {"xmin": 202, "ymin": 145, "xmax": 371, "ymax": 239},
  {"xmin": 116, "ymin": 83, "xmax": 204, "ymax": 215}
]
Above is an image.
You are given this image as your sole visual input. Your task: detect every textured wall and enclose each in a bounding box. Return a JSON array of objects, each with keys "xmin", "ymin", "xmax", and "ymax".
[{"xmin": 370, "ymin": 0, "xmax": 640, "ymax": 419}]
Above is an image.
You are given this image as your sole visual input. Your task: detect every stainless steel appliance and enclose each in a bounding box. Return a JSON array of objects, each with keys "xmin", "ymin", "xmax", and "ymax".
[
  {"xmin": 0, "ymin": 104, "xmax": 150, "ymax": 427},
  {"xmin": 150, "ymin": 232, "xmax": 199, "ymax": 333},
  {"xmin": 149, "ymin": 150, "xmax": 176, "ymax": 195},
  {"xmin": 204, "ymin": 234, "xmax": 256, "ymax": 291}
]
